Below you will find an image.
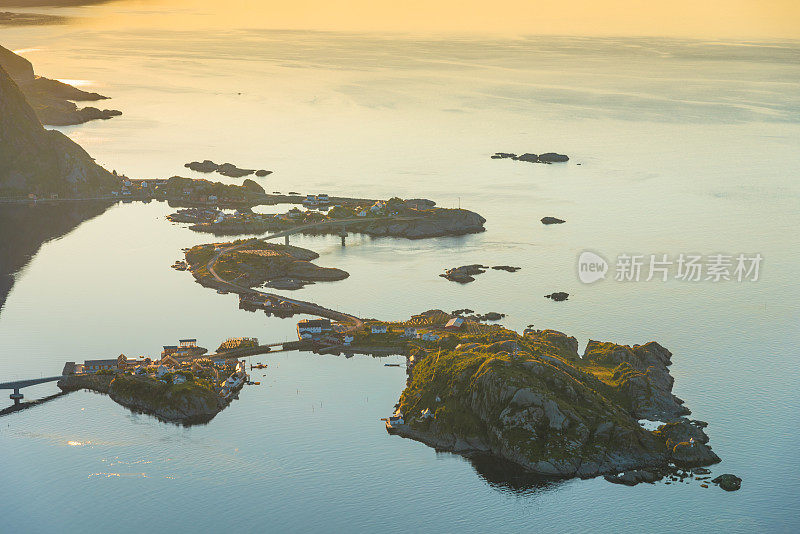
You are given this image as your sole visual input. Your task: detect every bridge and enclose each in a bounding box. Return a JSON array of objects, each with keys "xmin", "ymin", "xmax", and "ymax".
[
  {"xmin": 262, "ymin": 216, "xmax": 423, "ymax": 246},
  {"xmin": 0, "ymin": 376, "xmax": 67, "ymax": 404},
  {"xmin": 206, "ymin": 222, "xmax": 387, "ymax": 331}
]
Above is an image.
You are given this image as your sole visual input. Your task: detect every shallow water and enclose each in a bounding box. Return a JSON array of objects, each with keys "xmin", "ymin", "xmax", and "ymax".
[{"xmin": 1, "ymin": 6, "xmax": 799, "ymax": 532}]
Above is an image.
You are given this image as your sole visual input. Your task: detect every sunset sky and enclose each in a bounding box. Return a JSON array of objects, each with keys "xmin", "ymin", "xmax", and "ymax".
[{"xmin": 60, "ymin": 0, "xmax": 800, "ymax": 40}]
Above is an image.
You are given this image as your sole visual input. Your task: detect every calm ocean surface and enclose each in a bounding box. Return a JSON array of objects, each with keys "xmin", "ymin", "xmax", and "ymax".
[{"xmin": 1, "ymin": 5, "xmax": 799, "ymax": 532}]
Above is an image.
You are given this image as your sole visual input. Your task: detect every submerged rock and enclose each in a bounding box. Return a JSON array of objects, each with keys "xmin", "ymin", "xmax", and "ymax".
[{"xmin": 545, "ymin": 292, "xmax": 569, "ymax": 301}]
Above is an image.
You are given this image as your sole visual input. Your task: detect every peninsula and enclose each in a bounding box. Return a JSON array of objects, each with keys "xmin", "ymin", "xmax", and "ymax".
[{"xmin": 0, "ymin": 45, "xmax": 121, "ymax": 126}]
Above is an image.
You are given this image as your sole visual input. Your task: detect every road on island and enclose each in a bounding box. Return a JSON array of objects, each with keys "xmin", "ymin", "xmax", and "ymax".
[{"xmin": 203, "ymin": 216, "xmax": 423, "ymax": 332}]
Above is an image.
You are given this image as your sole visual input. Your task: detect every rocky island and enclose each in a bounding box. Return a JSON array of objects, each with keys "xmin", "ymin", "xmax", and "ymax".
[
  {"xmin": 173, "ymin": 196, "xmax": 486, "ymax": 240},
  {"xmin": 491, "ymin": 152, "xmax": 569, "ymax": 164},
  {"xmin": 381, "ymin": 319, "xmax": 720, "ymax": 483},
  {"xmin": 0, "ymin": 45, "xmax": 121, "ymax": 126},
  {"xmin": 58, "ymin": 358, "xmax": 248, "ymax": 425},
  {"xmin": 185, "ymin": 160, "xmax": 272, "ymax": 178},
  {"xmin": 185, "ymin": 238, "xmax": 349, "ymax": 291}
]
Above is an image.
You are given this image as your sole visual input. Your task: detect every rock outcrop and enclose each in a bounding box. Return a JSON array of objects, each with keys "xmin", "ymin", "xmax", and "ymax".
[
  {"xmin": 185, "ymin": 240, "xmax": 348, "ymax": 290},
  {"xmin": 541, "ymin": 217, "xmax": 565, "ymax": 225},
  {"xmin": 491, "ymin": 152, "xmax": 569, "ymax": 164},
  {"xmin": 440, "ymin": 264, "xmax": 487, "ymax": 283},
  {"xmin": 392, "ymin": 329, "xmax": 719, "ymax": 480},
  {"xmin": 0, "ymin": 45, "xmax": 120, "ymax": 126},
  {"xmin": 583, "ymin": 340, "xmax": 690, "ymax": 421},
  {"xmin": 185, "ymin": 160, "xmax": 271, "ymax": 178},
  {"xmin": 712, "ymin": 474, "xmax": 742, "ymax": 491},
  {"xmin": 364, "ymin": 208, "xmax": 486, "ymax": 239},
  {"xmin": 0, "ymin": 63, "xmax": 119, "ymax": 197},
  {"xmin": 58, "ymin": 373, "xmax": 224, "ymax": 425}
]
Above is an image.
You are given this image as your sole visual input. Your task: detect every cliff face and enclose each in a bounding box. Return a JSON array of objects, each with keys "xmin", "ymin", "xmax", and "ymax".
[
  {"xmin": 0, "ymin": 63, "xmax": 118, "ymax": 196},
  {"xmin": 395, "ymin": 330, "xmax": 719, "ymax": 478},
  {"xmin": 0, "ymin": 44, "xmax": 121, "ymax": 126}
]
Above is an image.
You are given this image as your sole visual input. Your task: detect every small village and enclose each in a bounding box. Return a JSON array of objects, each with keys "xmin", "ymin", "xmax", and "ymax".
[
  {"xmin": 61, "ymin": 337, "xmax": 253, "ymax": 403},
  {"xmin": 166, "ymin": 194, "xmax": 413, "ymax": 230}
]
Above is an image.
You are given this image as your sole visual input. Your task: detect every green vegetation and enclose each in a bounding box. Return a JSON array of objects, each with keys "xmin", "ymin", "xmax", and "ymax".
[{"xmin": 109, "ymin": 373, "xmax": 218, "ymax": 411}]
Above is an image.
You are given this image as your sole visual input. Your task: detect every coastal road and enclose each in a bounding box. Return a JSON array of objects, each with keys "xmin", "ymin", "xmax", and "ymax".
[{"xmin": 205, "ymin": 230, "xmax": 368, "ymax": 331}]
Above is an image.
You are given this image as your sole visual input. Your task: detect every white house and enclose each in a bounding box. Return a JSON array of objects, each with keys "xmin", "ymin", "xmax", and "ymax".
[
  {"xmin": 156, "ymin": 365, "xmax": 170, "ymax": 378},
  {"xmin": 370, "ymin": 201, "xmax": 386, "ymax": 214},
  {"xmin": 420, "ymin": 332, "xmax": 440, "ymax": 341},
  {"xmin": 317, "ymin": 193, "xmax": 330, "ymax": 203},
  {"xmin": 421, "ymin": 408, "xmax": 434, "ymax": 419},
  {"xmin": 371, "ymin": 324, "xmax": 388, "ymax": 334},
  {"xmin": 173, "ymin": 374, "xmax": 187, "ymax": 385},
  {"xmin": 402, "ymin": 327, "xmax": 417, "ymax": 338},
  {"xmin": 357, "ymin": 210, "xmax": 368, "ymax": 217},
  {"xmin": 343, "ymin": 334, "xmax": 354, "ymax": 345}
]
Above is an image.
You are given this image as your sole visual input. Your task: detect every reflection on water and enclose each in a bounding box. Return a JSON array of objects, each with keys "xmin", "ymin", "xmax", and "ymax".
[
  {"xmin": 0, "ymin": 7, "xmax": 799, "ymax": 533},
  {"xmin": 468, "ymin": 453, "xmax": 564, "ymax": 495}
]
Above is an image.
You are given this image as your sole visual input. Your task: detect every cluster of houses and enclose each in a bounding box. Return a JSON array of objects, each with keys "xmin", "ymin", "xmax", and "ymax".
[
  {"xmin": 297, "ymin": 319, "xmax": 354, "ymax": 345},
  {"xmin": 239, "ymin": 293, "xmax": 295, "ymax": 315},
  {"xmin": 302, "ymin": 193, "xmax": 330, "ymax": 208},
  {"xmin": 112, "ymin": 177, "xmax": 167, "ymax": 198},
  {"xmin": 369, "ymin": 323, "xmax": 451, "ymax": 341},
  {"xmin": 62, "ymin": 338, "xmax": 248, "ymax": 398}
]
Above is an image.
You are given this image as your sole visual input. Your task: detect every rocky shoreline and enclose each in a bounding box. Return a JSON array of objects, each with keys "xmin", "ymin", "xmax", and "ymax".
[
  {"xmin": 57, "ymin": 373, "xmax": 230, "ymax": 425},
  {"xmin": 391, "ymin": 329, "xmax": 721, "ymax": 483},
  {"xmin": 0, "ymin": 45, "xmax": 121, "ymax": 126}
]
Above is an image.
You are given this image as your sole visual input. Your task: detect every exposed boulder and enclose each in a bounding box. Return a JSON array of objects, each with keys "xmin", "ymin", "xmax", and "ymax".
[
  {"xmin": 604, "ymin": 469, "xmax": 661, "ymax": 486},
  {"xmin": 711, "ymin": 474, "xmax": 742, "ymax": 491},
  {"xmin": 538, "ymin": 152, "xmax": 569, "ymax": 163},
  {"xmin": 491, "ymin": 151, "xmax": 569, "ymax": 164},
  {"xmin": 492, "ymin": 265, "xmax": 521, "ymax": 272},
  {"xmin": 440, "ymin": 264, "xmax": 488, "ymax": 283},
  {"xmin": 255, "ymin": 169, "xmax": 272, "ymax": 177},
  {"xmin": 545, "ymin": 292, "xmax": 569, "ymax": 301},
  {"xmin": 541, "ymin": 217, "xmax": 566, "ymax": 225},
  {"xmin": 671, "ymin": 440, "xmax": 720, "ymax": 466}
]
